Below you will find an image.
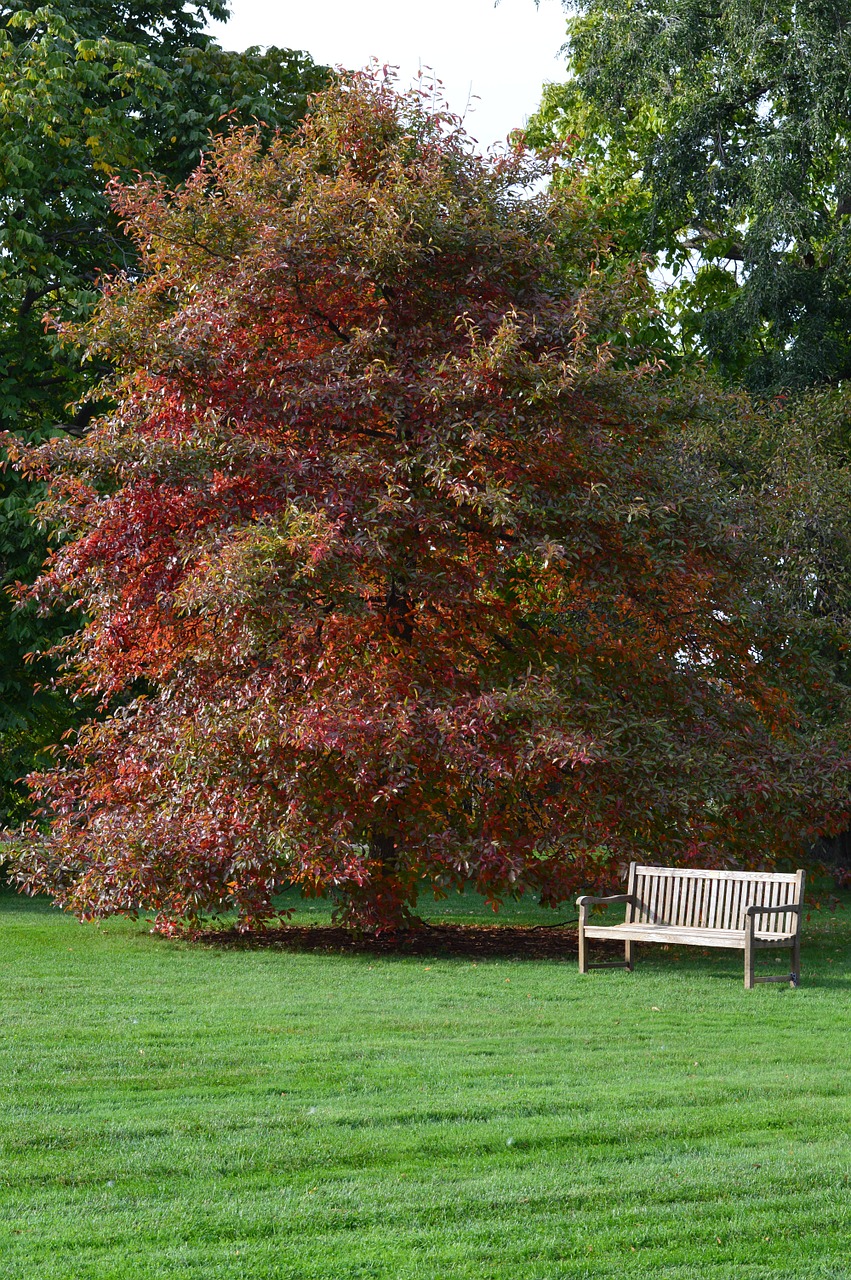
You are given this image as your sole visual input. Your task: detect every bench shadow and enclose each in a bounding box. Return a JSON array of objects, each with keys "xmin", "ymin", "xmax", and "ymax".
[{"xmin": 623, "ymin": 944, "xmax": 851, "ymax": 988}]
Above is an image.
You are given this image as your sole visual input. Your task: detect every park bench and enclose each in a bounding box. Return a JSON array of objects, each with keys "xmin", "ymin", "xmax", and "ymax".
[{"xmin": 577, "ymin": 864, "xmax": 805, "ymax": 988}]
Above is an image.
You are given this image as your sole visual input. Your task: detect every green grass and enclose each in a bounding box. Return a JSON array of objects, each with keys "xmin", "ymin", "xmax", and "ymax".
[{"xmin": 0, "ymin": 885, "xmax": 849, "ymax": 1279}]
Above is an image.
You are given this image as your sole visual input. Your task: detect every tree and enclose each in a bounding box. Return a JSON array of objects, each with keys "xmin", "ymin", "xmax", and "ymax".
[
  {"xmin": 0, "ymin": 0, "xmax": 325, "ymax": 435},
  {"xmin": 8, "ymin": 72, "xmax": 849, "ymax": 932},
  {"xmin": 528, "ymin": 0, "xmax": 851, "ymax": 738},
  {"xmin": 529, "ymin": 0, "xmax": 851, "ymax": 392},
  {"xmin": 0, "ymin": 2, "xmax": 326, "ymax": 819}
]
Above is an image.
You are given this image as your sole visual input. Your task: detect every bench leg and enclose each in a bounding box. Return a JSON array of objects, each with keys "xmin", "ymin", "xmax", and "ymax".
[
  {"xmin": 744, "ymin": 933, "xmax": 755, "ymax": 990},
  {"xmin": 791, "ymin": 935, "xmax": 800, "ymax": 988},
  {"xmin": 624, "ymin": 939, "xmax": 634, "ymax": 972},
  {"xmin": 578, "ymin": 925, "xmax": 588, "ymax": 974}
]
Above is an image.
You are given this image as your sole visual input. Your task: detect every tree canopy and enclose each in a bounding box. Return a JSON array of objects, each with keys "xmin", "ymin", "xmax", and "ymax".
[
  {"xmin": 8, "ymin": 72, "xmax": 849, "ymax": 932},
  {"xmin": 530, "ymin": 0, "xmax": 851, "ymax": 392},
  {"xmin": 0, "ymin": 1, "xmax": 324, "ymax": 437},
  {"xmin": 0, "ymin": 1, "xmax": 325, "ymax": 818}
]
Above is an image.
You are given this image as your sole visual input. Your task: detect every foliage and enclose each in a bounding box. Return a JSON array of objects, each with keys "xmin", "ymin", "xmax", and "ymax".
[
  {"xmin": 8, "ymin": 72, "xmax": 851, "ymax": 932},
  {"xmin": 529, "ymin": 0, "xmax": 851, "ymax": 392},
  {"xmin": 0, "ymin": 1, "xmax": 326, "ymax": 819},
  {"xmin": 683, "ymin": 382, "xmax": 851, "ymax": 646},
  {"xmin": 0, "ymin": 0, "xmax": 324, "ymax": 433}
]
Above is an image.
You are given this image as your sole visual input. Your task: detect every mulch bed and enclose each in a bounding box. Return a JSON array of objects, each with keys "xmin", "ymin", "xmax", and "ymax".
[{"xmin": 194, "ymin": 921, "xmax": 593, "ymax": 960}]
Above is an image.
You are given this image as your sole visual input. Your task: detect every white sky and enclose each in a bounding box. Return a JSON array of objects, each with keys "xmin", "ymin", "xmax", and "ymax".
[{"xmin": 208, "ymin": 0, "xmax": 568, "ymax": 150}]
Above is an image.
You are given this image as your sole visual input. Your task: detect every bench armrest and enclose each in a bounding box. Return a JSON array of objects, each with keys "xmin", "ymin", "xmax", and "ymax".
[
  {"xmin": 745, "ymin": 902, "xmax": 802, "ymax": 943},
  {"xmin": 744, "ymin": 902, "xmax": 801, "ymax": 918},
  {"xmin": 576, "ymin": 893, "xmax": 631, "ymax": 908},
  {"xmin": 577, "ymin": 893, "xmax": 632, "ymax": 926}
]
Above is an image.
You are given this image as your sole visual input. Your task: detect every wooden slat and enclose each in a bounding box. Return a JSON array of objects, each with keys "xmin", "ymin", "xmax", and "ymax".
[
  {"xmin": 778, "ymin": 878, "xmax": 794, "ymax": 936},
  {"xmin": 737, "ymin": 878, "xmax": 749, "ymax": 923},
  {"xmin": 728, "ymin": 879, "xmax": 741, "ymax": 929},
  {"xmin": 691, "ymin": 876, "xmax": 703, "ymax": 927},
  {"xmin": 723, "ymin": 878, "xmax": 736, "ymax": 929},
  {"xmin": 703, "ymin": 877, "xmax": 715, "ymax": 927},
  {"xmin": 719, "ymin": 878, "xmax": 732, "ymax": 929},
  {"xmin": 657, "ymin": 873, "xmax": 669, "ymax": 923},
  {"xmin": 706, "ymin": 875, "xmax": 721, "ymax": 928},
  {"xmin": 763, "ymin": 878, "xmax": 774, "ymax": 922},
  {"xmin": 772, "ymin": 878, "xmax": 784, "ymax": 933},
  {"xmin": 647, "ymin": 872, "xmax": 661, "ymax": 924},
  {"xmin": 729, "ymin": 879, "xmax": 741, "ymax": 929},
  {"xmin": 670, "ymin": 875, "xmax": 684, "ymax": 926},
  {"xmin": 652, "ymin": 872, "xmax": 665, "ymax": 924},
  {"xmin": 644, "ymin": 876, "xmax": 655, "ymax": 924},
  {"xmin": 626, "ymin": 866, "xmax": 797, "ymax": 883},
  {"xmin": 696, "ymin": 875, "xmax": 711, "ymax": 926},
  {"xmin": 633, "ymin": 872, "xmax": 648, "ymax": 923},
  {"xmin": 625, "ymin": 862, "xmax": 637, "ymax": 926},
  {"xmin": 656, "ymin": 873, "xmax": 667, "ymax": 924},
  {"xmin": 736, "ymin": 879, "xmax": 748, "ymax": 930},
  {"xmin": 782, "ymin": 878, "xmax": 795, "ymax": 935},
  {"xmin": 670, "ymin": 874, "xmax": 681, "ymax": 924},
  {"xmin": 689, "ymin": 875, "xmax": 700, "ymax": 927},
  {"xmin": 794, "ymin": 868, "xmax": 806, "ymax": 939},
  {"xmin": 631, "ymin": 871, "xmax": 641, "ymax": 923},
  {"xmin": 757, "ymin": 879, "xmax": 774, "ymax": 930}
]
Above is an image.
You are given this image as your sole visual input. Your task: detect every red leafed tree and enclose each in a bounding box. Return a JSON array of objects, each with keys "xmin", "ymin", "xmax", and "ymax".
[{"xmin": 8, "ymin": 71, "xmax": 849, "ymax": 932}]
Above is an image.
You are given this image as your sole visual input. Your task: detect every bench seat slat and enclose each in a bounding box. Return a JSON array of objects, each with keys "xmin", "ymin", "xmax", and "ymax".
[{"xmin": 583, "ymin": 923, "xmax": 797, "ymax": 948}]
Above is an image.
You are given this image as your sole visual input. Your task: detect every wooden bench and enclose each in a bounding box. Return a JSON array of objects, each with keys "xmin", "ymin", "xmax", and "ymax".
[{"xmin": 577, "ymin": 864, "xmax": 805, "ymax": 988}]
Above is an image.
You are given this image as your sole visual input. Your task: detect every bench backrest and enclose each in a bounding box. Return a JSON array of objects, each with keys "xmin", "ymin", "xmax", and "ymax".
[{"xmin": 626, "ymin": 865, "xmax": 805, "ymax": 934}]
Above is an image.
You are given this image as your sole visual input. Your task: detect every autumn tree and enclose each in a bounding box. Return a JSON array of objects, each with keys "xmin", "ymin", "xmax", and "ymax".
[{"xmin": 8, "ymin": 72, "xmax": 850, "ymax": 932}]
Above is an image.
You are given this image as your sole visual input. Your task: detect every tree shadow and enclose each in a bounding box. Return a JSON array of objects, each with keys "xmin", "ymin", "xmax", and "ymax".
[{"xmin": 195, "ymin": 921, "xmax": 584, "ymax": 961}]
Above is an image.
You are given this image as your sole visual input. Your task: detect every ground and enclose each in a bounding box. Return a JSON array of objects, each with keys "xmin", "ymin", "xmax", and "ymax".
[{"xmin": 0, "ymin": 883, "xmax": 848, "ymax": 1279}]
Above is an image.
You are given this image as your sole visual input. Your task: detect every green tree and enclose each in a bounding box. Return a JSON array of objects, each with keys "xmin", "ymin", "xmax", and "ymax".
[
  {"xmin": 0, "ymin": 2, "xmax": 325, "ymax": 819},
  {"xmin": 528, "ymin": 2, "xmax": 851, "ymax": 794},
  {"xmin": 529, "ymin": 0, "xmax": 851, "ymax": 393}
]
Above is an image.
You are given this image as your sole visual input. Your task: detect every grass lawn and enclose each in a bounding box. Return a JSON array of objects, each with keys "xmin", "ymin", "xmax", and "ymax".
[{"xmin": 0, "ymin": 884, "xmax": 849, "ymax": 1279}]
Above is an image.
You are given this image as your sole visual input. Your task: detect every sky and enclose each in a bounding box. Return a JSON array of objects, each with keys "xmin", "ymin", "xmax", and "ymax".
[{"xmin": 208, "ymin": 0, "xmax": 568, "ymax": 150}]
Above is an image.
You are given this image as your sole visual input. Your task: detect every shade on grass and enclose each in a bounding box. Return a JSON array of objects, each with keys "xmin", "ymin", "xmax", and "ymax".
[{"xmin": 0, "ymin": 885, "xmax": 848, "ymax": 1279}]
